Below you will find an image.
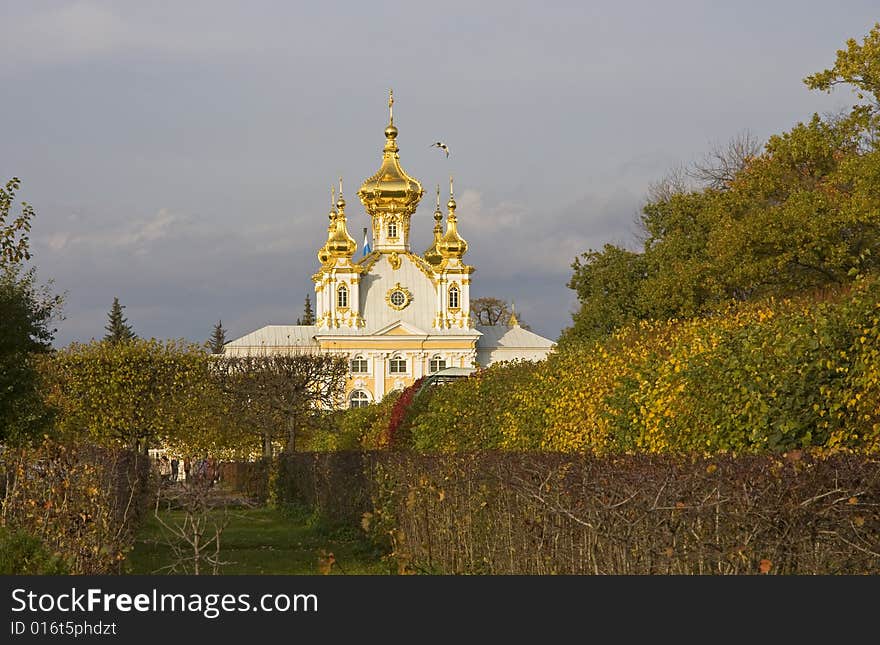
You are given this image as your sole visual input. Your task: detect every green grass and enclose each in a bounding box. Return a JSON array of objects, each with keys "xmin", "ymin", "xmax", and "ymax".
[{"xmin": 126, "ymin": 505, "xmax": 391, "ymax": 575}]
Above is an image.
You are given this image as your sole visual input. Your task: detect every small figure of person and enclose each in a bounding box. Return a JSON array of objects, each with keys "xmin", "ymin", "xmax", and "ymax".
[
  {"xmin": 159, "ymin": 455, "xmax": 171, "ymax": 482},
  {"xmin": 170, "ymin": 457, "xmax": 179, "ymax": 482}
]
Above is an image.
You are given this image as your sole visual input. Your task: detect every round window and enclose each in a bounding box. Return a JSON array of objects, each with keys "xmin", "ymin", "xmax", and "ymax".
[
  {"xmin": 386, "ymin": 284, "xmax": 411, "ymax": 310},
  {"xmin": 390, "ymin": 290, "xmax": 406, "ymax": 307}
]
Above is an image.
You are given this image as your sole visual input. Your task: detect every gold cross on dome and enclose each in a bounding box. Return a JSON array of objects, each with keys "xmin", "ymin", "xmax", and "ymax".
[{"xmin": 388, "ymin": 89, "xmax": 394, "ymax": 124}]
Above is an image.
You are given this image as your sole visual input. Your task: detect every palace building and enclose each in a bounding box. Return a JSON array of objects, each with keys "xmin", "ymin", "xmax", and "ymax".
[{"xmin": 223, "ymin": 92, "xmax": 555, "ymax": 408}]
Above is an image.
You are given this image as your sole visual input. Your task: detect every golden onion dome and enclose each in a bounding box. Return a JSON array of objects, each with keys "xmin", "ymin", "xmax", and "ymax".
[
  {"xmin": 357, "ymin": 90, "xmax": 424, "ymax": 217},
  {"xmin": 423, "ymin": 185, "xmax": 444, "ymax": 266},
  {"xmin": 438, "ymin": 179, "xmax": 467, "ymax": 260},
  {"xmin": 317, "ymin": 188, "xmax": 336, "ymax": 265},
  {"xmin": 327, "ymin": 192, "xmax": 356, "ymax": 259}
]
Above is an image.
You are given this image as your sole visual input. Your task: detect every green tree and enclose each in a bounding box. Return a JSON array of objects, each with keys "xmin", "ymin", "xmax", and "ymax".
[
  {"xmin": 296, "ymin": 294, "xmax": 315, "ymax": 325},
  {"xmin": 0, "ymin": 177, "xmax": 63, "ymax": 443},
  {"xmin": 0, "ymin": 265, "xmax": 62, "ymax": 443},
  {"xmin": 45, "ymin": 339, "xmax": 217, "ymax": 452},
  {"xmin": 561, "ymin": 245, "xmax": 647, "ymax": 344},
  {"xmin": 104, "ymin": 297, "xmax": 135, "ymax": 343},
  {"xmin": 1, "ymin": 177, "xmax": 33, "ymax": 264},
  {"xmin": 804, "ymin": 21, "xmax": 880, "ymax": 132},
  {"xmin": 207, "ymin": 319, "xmax": 226, "ymax": 354},
  {"xmin": 561, "ymin": 24, "xmax": 880, "ymax": 346}
]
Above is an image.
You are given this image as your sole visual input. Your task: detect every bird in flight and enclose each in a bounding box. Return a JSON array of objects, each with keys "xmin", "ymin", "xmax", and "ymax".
[{"xmin": 430, "ymin": 141, "xmax": 450, "ymax": 158}]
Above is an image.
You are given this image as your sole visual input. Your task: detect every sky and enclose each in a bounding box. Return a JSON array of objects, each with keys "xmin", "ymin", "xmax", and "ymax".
[{"xmin": 1, "ymin": 1, "xmax": 876, "ymax": 347}]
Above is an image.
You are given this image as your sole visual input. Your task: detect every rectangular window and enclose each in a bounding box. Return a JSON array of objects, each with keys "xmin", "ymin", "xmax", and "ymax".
[
  {"xmin": 350, "ymin": 358, "xmax": 368, "ymax": 373},
  {"xmin": 389, "ymin": 357, "xmax": 407, "ymax": 374},
  {"xmin": 429, "ymin": 357, "xmax": 446, "ymax": 373},
  {"xmin": 388, "ymin": 222, "xmax": 398, "ymax": 238}
]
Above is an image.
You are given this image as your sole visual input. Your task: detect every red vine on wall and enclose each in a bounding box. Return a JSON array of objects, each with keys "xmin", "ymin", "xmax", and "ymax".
[{"xmin": 383, "ymin": 377, "xmax": 426, "ymax": 447}]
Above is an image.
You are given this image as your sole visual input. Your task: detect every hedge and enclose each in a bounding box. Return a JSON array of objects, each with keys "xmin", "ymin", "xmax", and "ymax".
[
  {"xmin": 277, "ymin": 451, "xmax": 880, "ymax": 574},
  {"xmin": 392, "ymin": 277, "xmax": 880, "ymax": 454},
  {"xmin": 0, "ymin": 440, "xmax": 153, "ymax": 574}
]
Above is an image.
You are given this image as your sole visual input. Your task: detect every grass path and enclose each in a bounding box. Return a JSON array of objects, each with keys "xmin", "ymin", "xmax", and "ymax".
[{"xmin": 126, "ymin": 506, "xmax": 391, "ymax": 575}]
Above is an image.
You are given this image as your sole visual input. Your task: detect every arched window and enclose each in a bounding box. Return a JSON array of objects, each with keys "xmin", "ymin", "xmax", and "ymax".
[
  {"xmin": 448, "ymin": 285, "xmax": 459, "ymax": 309},
  {"xmin": 350, "ymin": 354, "xmax": 368, "ymax": 373},
  {"xmin": 429, "ymin": 354, "xmax": 446, "ymax": 373},
  {"xmin": 337, "ymin": 284, "xmax": 348, "ymax": 308},
  {"xmin": 389, "ymin": 354, "xmax": 407, "ymax": 374},
  {"xmin": 388, "ymin": 222, "xmax": 398, "ymax": 238},
  {"xmin": 349, "ymin": 390, "xmax": 370, "ymax": 409}
]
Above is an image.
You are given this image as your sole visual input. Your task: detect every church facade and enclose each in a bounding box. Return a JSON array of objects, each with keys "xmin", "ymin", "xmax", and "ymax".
[{"xmin": 224, "ymin": 93, "xmax": 555, "ymax": 408}]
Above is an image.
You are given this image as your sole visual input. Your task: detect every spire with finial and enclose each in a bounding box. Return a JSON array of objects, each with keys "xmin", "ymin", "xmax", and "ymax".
[
  {"xmin": 424, "ymin": 184, "xmax": 444, "ymax": 266},
  {"xmin": 328, "ymin": 176, "xmax": 356, "ymax": 259},
  {"xmin": 438, "ymin": 175, "xmax": 467, "ymax": 261},
  {"xmin": 358, "ymin": 91, "xmax": 424, "ymax": 253},
  {"xmin": 508, "ymin": 301, "xmax": 520, "ymax": 327},
  {"xmin": 388, "ymin": 88, "xmax": 394, "ymax": 125},
  {"xmin": 317, "ymin": 185, "xmax": 337, "ymax": 265}
]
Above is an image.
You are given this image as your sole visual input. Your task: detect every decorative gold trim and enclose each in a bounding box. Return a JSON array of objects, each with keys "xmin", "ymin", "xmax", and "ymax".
[
  {"xmin": 385, "ymin": 282, "xmax": 412, "ymax": 310},
  {"xmin": 405, "ymin": 252, "xmax": 439, "ymax": 284},
  {"xmin": 388, "ymin": 252, "xmax": 401, "ymax": 270}
]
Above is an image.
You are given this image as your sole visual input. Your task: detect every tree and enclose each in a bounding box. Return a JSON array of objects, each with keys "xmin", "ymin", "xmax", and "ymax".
[
  {"xmin": 561, "ymin": 245, "xmax": 647, "ymax": 344},
  {"xmin": 804, "ymin": 22, "xmax": 880, "ymax": 118},
  {"xmin": 1, "ymin": 177, "xmax": 33, "ymax": 265},
  {"xmin": 207, "ymin": 320, "xmax": 226, "ymax": 354},
  {"xmin": 45, "ymin": 339, "xmax": 218, "ymax": 452},
  {"xmin": 0, "ymin": 177, "xmax": 63, "ymax": 443},
  {"xmin": 213, "ymin": 353, "xmax": 348, "ymax": 457},
  {"xmin": 688, "ymin": 131, "xmax": 762, "ymax": 190},
  {"xmin": 470, "ymin": 297, "xmax": 530, "ymax": 328},
  {"xmin": 104, "ymin": 297, "xmax": 135, "ymax": 343},
  {"xmin": 296, "ymin": 294, "xmax": 315, "ymax": 325},
  {"xmin": 561, "ymin": 24, "xmax": 880, "ymax": 346},
  {"xmin": 0, "ymin": 265, "xmax": 62, "ymax": 442}
]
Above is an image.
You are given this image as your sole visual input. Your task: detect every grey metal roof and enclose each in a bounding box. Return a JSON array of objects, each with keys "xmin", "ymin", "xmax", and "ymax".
[
  {"xmin": 474, "ymin": 325, "xmax": 556, "ymax": 349},
  {"xmin": 224, "ymin": 325, "xmax": 319, "ymax": 348}
]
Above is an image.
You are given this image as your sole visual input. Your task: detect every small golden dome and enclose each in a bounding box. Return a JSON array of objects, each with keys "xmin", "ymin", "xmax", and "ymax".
[
  {"xmin": 424, "ymin": 185, "xmax": 444, "ymax": 266},
  {"xmin": 438, "ymin": 178, "xmax": 467, "ymax": 260},
  {"xmin": 317, "ymin": 214, "xmax": 334, "ymax": 265},
  {"xmin": 327, "ymin": 189, "xmax": 356, "ymax": 259},
  {"xmin": 317, "ymin": 189, "xmax": 336, "ymax": 265}
]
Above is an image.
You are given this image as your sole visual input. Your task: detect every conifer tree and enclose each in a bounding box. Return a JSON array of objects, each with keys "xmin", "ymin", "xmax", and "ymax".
[
  {"xmin": 208, "ymin": 319, "xmax": 226, "ymax": 354},
  {"xmin": 298, "ymin": 294, "xmax": 315, "ymax": 325},
  {"xmin": 103, "ymin": 297, "xmax": 135, "ymax": 343}
]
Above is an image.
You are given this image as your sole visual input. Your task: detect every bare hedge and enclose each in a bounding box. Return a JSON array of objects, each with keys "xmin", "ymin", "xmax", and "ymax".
[
  {"xmin": 277, "ymin": 451, "xmax": 880, "ymax": 574},
  {"xmin": 1, "ymin": 441, "xmax": 153, "ymax": 574}
]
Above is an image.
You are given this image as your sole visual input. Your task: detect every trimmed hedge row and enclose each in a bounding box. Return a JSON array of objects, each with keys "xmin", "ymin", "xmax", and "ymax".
[
  {"xmin": 0, "ymin": 440, "xmax": 153, "ymax": 574},
  {"xmin": 315, "ymin": 277, "xmax": 880, "ymax": 455},
  {"xmin": 217, "ymin": 459, "xmax": 271, "ymax": 503},
  {"xmin": 409, "ymin": 278, "xmax": 880, "ymax": 454},
  {"xmin": 277, "ymin": 451, "xmax": 880, "ymax": 574}
]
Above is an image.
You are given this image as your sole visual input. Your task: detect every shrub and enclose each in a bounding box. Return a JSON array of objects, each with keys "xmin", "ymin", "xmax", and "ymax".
[
  {"xmin": 277, "ymin": 450, "xmax": 880, "ymax": 574},
  {"xmin": 0, "ymin": 526, "xmax": 68, "ymax": 575},
  {"xmin": 1, "ymin": 440, "xmax": 153, "ymax": 574},
  {"xmin": 385, "ymin": 277, "xmax": 880, "ymax": 454}
]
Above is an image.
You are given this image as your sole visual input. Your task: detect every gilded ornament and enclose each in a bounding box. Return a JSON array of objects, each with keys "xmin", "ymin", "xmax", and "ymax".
[{"xmin": 385, "ymin": 282, "xmax": 413, "ymax": 311}]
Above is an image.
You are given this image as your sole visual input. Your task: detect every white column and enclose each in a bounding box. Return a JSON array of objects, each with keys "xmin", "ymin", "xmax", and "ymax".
[{"xmin": 373, "ymin": 354, "xmax": 385, "ymax": 400}]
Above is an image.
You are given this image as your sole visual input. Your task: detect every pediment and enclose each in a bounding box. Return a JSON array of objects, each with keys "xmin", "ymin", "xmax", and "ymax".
[{"xmin": 371, "ymin": 320, "xmax": 430, "ymax": 337}]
